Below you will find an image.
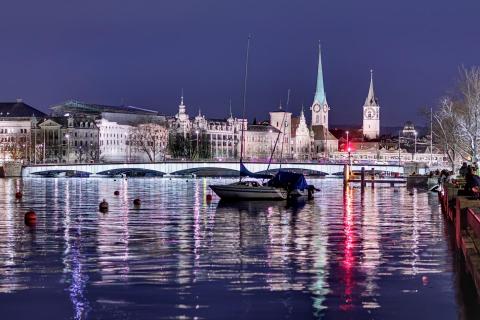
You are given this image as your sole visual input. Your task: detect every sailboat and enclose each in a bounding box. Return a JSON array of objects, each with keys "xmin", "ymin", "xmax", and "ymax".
[
  {"xmin": 209, "ymin": 36, "xmax": 318, "ymax": 201},
  {"xmin": 209, "ymin": 35, "xmax": 287, "ymax": 200},
  {"xmin": 210, "ymin": 162, "xmax": 288, "ymax": 200}
]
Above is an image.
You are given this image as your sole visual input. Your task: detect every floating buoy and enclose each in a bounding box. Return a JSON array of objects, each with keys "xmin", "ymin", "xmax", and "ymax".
[
  {"xmin": 99, "ymin": 199, "xmax": 109, "ymax": 212},
  {"xmin": 24, "ymin": 209, "xmax": 36, "ymax": 226},
  {"xmin": 409, "ymin": 192, "xmax": 414, "ymax": 196},
  {"xmin": 114, "ymin": 190, "xmax": 120, "ymax": 196},
  {"xmin": 15, "ymin": 191, "xmax": 23, "ymax": 199},
  {"xmin": 133, "ymin": 198, "xmax": 141, "ymax": 206},
  {"xmin": 206, "ymin": 194, "xmax": 212, "ymax": 201},
  {"xmin": 422, "ymin": 275, "xmax": 429, "ymax": 286}
]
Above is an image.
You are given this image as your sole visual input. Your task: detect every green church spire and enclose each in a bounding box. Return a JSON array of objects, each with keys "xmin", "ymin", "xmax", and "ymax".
[{"xmin": 314, "ymin": 42, "xmax": 327, "ymax": 105}]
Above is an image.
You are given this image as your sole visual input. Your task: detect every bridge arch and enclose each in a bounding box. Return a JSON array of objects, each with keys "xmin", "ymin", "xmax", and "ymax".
[{"xmin": 96, "ymin": 168, "xmax": 165, "ymax": 177}]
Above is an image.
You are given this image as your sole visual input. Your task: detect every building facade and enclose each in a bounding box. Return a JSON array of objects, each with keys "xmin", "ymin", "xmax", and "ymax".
[{"xmin": 0, "ymin": 100, "xmax": 46, "ymax": 164}]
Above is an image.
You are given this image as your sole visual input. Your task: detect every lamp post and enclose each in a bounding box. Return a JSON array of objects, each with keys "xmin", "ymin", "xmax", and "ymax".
[
  {"xmin": 65, "ymin": 134, "xmax": 70, "ymax": 163},
  {"xmin": 195, "ymin": 130, "xmax": 199, "ymax": 159},
  {"xmin": 414, "ymin": 131, "xmax": 417, "ymax": 162},
  {"xmin": 398, "ymin": 130, "xmax": 401, "ymax": 166},
  {"xmin": 346, "ymin": 131, "xmax": 352, "ymax": 166}
]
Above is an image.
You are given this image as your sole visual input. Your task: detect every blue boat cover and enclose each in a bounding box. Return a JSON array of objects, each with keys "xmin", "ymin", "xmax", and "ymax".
[
  {"xmin": 240, "ymin": 162, "xmax": 273, "ymax": 179},
  {"xmin": 267, "ymin": 171, "xmax": 309, "ymax": 191}
]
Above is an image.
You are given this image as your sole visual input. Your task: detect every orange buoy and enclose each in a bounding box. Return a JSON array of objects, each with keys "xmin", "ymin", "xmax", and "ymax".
[
  {"xmin": 114, "ymin": 190, "xmax": 120, "ymax": 196},
  {"xmin": 15, "ymin": 191, "xmax": 23, "ymax": 199},
  {"xmin": 24, "ymin": 209, "xmax": 37, "ymax": 226},
  {"xmin": 133, "ymin": 198, "xmax": 141, "ymax": 206},
  {"xmin": 99, "ymin": 199, "xmax": 109, "ymax": 212},
  {"xmin": 206, "ymin": 194, "xmax": 212, "ymax": 201}
]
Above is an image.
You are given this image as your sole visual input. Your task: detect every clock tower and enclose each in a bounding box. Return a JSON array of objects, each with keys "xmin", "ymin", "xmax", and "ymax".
[
  {"xmin": 362, "ymin": 70, "xmax": 380, "ymax": 139},
  {"xmin": 311, "ymin": 43, "xmax": 329, "ymax": 129}
]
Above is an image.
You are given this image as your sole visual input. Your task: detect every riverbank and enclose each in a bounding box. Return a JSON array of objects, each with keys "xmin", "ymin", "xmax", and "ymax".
[{"xmin": 439, "ymin": 182, "xmax": 480, "ymax": 297}]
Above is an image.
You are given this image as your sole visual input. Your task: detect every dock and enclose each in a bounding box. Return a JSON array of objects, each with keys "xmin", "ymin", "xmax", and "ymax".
[
  {"xmin": 439, "ymin": 181, "xmax": 480, "ymax": 297},
  {"xmin": 343, "ymin": 165, "xmax": 407, "ymax": 188}
]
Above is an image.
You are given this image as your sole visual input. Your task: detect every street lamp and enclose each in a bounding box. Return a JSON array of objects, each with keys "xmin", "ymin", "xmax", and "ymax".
[
  {"xmin": 414, "ymin": 131, "xmax": 417, "ymax": 161},
  {"xmin": 398, "ymin": 130, "xmax": 401, "ymax": 166},
  {"xmin": 65, "ymin": 134, "xmax": 70, "ymax": 163},
  {"xmin": 195, "ymin": 130, "xmax": 199, "ymax": 159},
  {"xmin": 346, "ymin": 130, "xmax": 351, "ymax": 164}
]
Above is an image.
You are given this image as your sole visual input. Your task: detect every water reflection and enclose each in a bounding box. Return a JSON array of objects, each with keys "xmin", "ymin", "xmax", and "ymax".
[{"xmin": 0, "ymin": 178, "xmax": 478, "ymax": 319}]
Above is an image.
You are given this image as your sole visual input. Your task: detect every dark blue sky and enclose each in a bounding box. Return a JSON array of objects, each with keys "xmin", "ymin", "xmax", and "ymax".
[{"xmin": 0, "ymin": 0, "xmax": 479, "ymax": 126}]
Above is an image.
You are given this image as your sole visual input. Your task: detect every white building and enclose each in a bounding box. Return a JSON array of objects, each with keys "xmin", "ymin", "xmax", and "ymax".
[
  {"xmin": 291, "ymin": 108, "xmax": 313, "ymax": 160},
  {"xmin": 362, "ymin": 70, "xmax": 380, "ymax": 139},
  {"xmin": 32, "ymin": 116, "xmax": 99, "ymax": 164},
  {"xmin": 0, "ymin": 100, "xmax": 46, "ymax": 164},
  {"xmin": 269, "ymin": 106, "xmax": 292, "ymax": 159},
  {"xmin": 243, "ymin": 124, "xmax": 280, "ymax": 160},
  {"xmin": 51, "ymin": 100, "xmax": 166, "ymax": 163}
]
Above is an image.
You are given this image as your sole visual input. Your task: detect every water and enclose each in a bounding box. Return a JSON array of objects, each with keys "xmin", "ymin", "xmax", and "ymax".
[{"xmin": 0, "ymin": 178, "xmax": 479, "ymax": 320}]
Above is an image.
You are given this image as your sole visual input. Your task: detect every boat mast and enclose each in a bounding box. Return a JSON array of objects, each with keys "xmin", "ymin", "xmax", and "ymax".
[
  {"xmin": 430, "ymin": 107, "xmax": 433, "ymax": 166},
  {"xmin": 278, "ymin": 89, "xmax": 290, "ymax": 169},
  {"xmin": 239, "ymin": 35, "xmax": 252, "ymax": 181}
]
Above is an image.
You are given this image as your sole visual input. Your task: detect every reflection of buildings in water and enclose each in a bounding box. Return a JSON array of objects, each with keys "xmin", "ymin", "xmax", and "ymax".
[
  {"xmin": 96, "ymin": 180, "xmax": 131, "ymax": 284},
  {"xmin": 340, "ymin": 185, "xmax": 355, "ymax": 311},
  {"xmin": 309, "ymin": 197, "xmax": 329, "ymax": 315},
  {"xmin": 360, "ymin": 187, "xmax": 381, "ymax": 309},
  {"xmin": 61, "ymin": 182, "xmax": 91, "ymax": 319},
  {"xmin": 0, "ymin": 179, "xmax": 20, "ymax": 293}
]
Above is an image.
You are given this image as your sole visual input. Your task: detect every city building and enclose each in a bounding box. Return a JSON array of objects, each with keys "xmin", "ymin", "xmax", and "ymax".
[
  {"xmin": 31, "ymin": 115, "xmax": 99, "ymax": 164},
  {"xmin": 51, "ymin": 100, "xmax": 166, "ymax": 162},
  {"xmin": 362, "ymin": 70, "xmax": 380, "ymax": 139},
  {"xmin": 291, "ymin": 109, "xmax": 313, "ymax": 160},
  {"xmin": 269, "ymin": 105, "xmax": 292, "ymax": 159},
  {"xmin": 243, "ymin": 124, "xmax": 280, "ymax": 160},
  {"xmin": 0, "ymin": 100, "xmax": 46, "ymax": 164}
]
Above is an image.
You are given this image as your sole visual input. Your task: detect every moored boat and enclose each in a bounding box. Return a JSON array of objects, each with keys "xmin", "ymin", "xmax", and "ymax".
[{"xmin": 210, "ymin": 181, "xmax": 287, "ymax": 200}]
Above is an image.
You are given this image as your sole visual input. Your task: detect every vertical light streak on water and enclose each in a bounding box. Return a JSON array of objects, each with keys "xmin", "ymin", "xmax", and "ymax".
[
  {"xmin": 360, "ymin": 185, "xmax": 381, "ymax": 309},
  {"xmin": 340, "ymin": 184, "xmax": 355, "ymax": 311},
  {"xmin": 1, "ymin": 179, "xmax": 16, "ymax": 293},
  {"xmin": 411, "ymin": 188, "xmax": 420, "ymax": 276},
  {"xmin": 193, "ymin": 178, "xmax": 202, "ymax": 284}
]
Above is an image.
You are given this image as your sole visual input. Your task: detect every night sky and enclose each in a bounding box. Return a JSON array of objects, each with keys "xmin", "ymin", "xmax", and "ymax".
[{"xmin": 0, "ymin": 0, "xmax": 479, "ymax": 126}]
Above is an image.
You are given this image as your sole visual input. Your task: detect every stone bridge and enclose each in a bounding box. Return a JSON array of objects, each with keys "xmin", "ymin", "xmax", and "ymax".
[{"xmin": 22, "ymin": 161, "xmax": 405, "ymax": 177}]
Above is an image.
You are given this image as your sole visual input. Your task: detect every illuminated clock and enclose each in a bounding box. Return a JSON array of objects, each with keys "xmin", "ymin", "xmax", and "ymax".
[
  {"xmin": 313, "ymin": 103, "xmax": 320, "ymax": 112},
  {"xmin": 323, "ymin": 104, "xmax": 328, "ymax": 112},
  {"xmin": 365, "ymin": 107, "xmax": 374, "ymax": 119}
]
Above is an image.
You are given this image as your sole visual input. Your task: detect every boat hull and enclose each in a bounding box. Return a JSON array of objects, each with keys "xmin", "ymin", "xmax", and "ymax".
[{"xmin": 209, "ymin": 184, "xmax": 287, "ymax": 200}]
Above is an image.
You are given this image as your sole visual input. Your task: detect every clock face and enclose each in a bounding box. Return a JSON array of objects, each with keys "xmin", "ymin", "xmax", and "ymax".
[
  {"xmin": 313, "ymin": 103, "xmax": 321, "ymax": 113},
  {"xmin": 323, "ymin": 104, "xmax": 328, "ymax": 112},
  {"xmin": 365, "ymin": 107, "xmax": 376, "ymax": 119}
]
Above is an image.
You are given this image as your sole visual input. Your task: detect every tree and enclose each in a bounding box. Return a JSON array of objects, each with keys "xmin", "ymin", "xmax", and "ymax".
[
  {"xmin": 167, "ymin": 130, "xmax": 211, "ymax": 160},
  {"xmin": 131, "ymin": 123, "xmax": 168, "ymax": 162},
  {"xmin": 432, "ymin": 66, "xmax": 480, "ymax": 168}
]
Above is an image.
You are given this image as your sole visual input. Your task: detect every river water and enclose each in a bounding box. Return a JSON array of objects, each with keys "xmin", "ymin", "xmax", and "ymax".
[{"xmin": 0, "ymin": 177, "xmax": 479, "ymax": 319}]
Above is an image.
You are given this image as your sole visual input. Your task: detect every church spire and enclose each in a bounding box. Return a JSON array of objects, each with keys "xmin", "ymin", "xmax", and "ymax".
[
  {"xmin": 314, "ymin": 42, "xmax": 327, "ymax": 104},
  {"xmin": 365, "ymin": 69, "xmax": 378, "ymax": 106}
]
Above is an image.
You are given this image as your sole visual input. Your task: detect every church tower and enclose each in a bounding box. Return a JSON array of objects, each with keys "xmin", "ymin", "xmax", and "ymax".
[
  {"xmin": 310, "ymin": 43, "xmax": 329, "ymax": 129},
  {"xmin": 362, "ymin": 70, "xmax": 380, "ymax": 139}
]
